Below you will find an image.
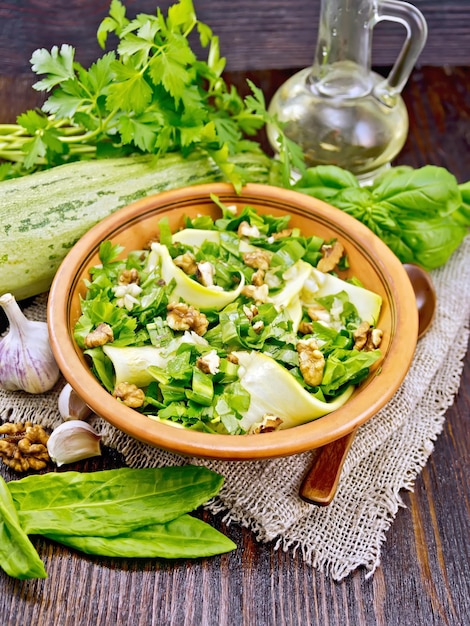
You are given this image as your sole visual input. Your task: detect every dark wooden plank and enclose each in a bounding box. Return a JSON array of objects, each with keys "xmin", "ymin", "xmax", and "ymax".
[{"xmin": 0, "ymin": 0, "xmax": 469, "ymax": 76}]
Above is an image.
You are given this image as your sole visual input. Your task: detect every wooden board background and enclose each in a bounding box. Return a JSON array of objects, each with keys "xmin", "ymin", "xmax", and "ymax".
[{"xmin": 0, "ymin": 0, "xmax": 469, "ymax": 78}]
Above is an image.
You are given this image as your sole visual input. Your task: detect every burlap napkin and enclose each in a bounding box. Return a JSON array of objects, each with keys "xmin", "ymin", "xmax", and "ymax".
[{"xmin": 1, "ymin": 236, "xmax": 469, "ymax": 581}]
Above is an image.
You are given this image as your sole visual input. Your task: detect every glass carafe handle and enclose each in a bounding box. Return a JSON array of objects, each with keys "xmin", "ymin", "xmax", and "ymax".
[{"xmin": 374, "ymin": 0, "xmax": 428, "ymax": 103}]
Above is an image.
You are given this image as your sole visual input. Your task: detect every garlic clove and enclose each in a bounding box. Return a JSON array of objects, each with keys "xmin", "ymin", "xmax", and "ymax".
[
  {"xmin": 47, "ymin": 420, "xmax": 102, "ymax": 467},
  {"xmin": 58, "ymin": 383, "xmax": 92, "ymax": 420},
  {"xmin": 0, "ymin": 293, "xmax": 60, "ymax": 393}
]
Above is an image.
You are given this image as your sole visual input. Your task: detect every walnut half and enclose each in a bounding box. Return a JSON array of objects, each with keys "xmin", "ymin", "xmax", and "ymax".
[
  {"xmin": 84, "ymin": 322, "xmax": 114, "ymax": 348},
  {"xmin": 113, "ymin": 382, "xmax": 145, "ymax": 408},
  {"xmin": 166, "ymin": 302, "xmax": 209, "ymax": 336},
  {"xmin": 353, "ymin": 321, "xmax": 383, "ymax": 351},
  {"xmin": 249, "ymin": 414, "xmax": 283, "ymax": 434},
  {"xmin": 317, "ymin": 241, "xmax": 345, "ymax": 273},
  {"xmin": 0, "ymin": 422, "xmax": 50, "ymax": 472},
  {"xmin": 296, "ymin": 338, "xmax": 325, "ymax": 387}
]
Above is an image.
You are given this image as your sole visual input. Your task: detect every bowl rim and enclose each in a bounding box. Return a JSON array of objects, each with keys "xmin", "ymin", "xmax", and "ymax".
[{"xmin": 47, "ymin": 182, "xmax": 419, "ymax": 460}]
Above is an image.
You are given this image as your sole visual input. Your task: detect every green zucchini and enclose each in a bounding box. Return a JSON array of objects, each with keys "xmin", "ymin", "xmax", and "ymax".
[{"xmin": 0, "ymin": 151, "xmax": 275, "ymax": 301}]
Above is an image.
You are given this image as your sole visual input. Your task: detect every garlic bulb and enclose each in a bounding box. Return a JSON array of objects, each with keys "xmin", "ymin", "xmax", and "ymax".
[
  {"xmin": 0, "ymin": 293, "xmax": 60, "ymax": 393},
  {"xmin": 58, "ymin": 383, "xmax": 92, "ymax": 420},
  {"xmin": 47, "ymin": 420, "xmax": 102, "ymax": 466}
]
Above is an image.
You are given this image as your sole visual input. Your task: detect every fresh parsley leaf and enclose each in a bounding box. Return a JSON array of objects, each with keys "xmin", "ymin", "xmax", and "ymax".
[
  {"xmin": 99, "ymin": 241, "xmax": 124, "ymax": 265},
  {"xmin": 17, "ymin": 110, "xmax": 49, "ymax": 134},
  {"xmin": 148, "ymin": 33, "xmax": 195, "ymax": 103},
  {"xmin": 30, "ymin": 44, "xmax": 76, "ymax": 91},
  {"xmin": 119, "ymin": 114, "xmax": 159, "ymax": 152},
  {"xmin": 97, "ymin": 0, "xmax": 130, "ymax": 49},
  {"xmin": 42, "ymin": 78, "xmax": 90, "ymax": 118},
  {"xmin": 21, "ymin": 136, "xmax": 46, "ymax": 169},
  {"xmin": 167, "ymin": 0, "xmax": 197, "ymax": 32},
  {"xmin": 107, "ymin": 60, "xmax": 154, "ymax": 113},
  {"xmin": 244, "ymin": 79, "xmax": 306, "ymax": 183},
  {"xmin": 0, "ymin": 0, "xmax": 300, "ymax": 184},
  {"xmin": 84, "ymin": 52, "xmax": 116, "ymax": 97}
]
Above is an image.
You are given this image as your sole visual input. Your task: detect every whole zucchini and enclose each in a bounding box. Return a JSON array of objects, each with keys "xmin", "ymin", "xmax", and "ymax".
[{"xmin": 0, "ymin": 151, "xmax": 274, "ymax": 301}]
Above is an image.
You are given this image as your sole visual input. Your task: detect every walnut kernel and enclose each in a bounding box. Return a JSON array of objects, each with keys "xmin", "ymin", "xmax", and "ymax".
[
  {"xmin": 166, "ymin": 302, "xmax": 209, "ymax": 336},
  {"xmin": 0, "ymin": 422, "xmax": 50, "ymax": 472},
  {"xmin": 84, "ymin": 323, "xmax": 114, "ymax": 348},
  {"xmin": 296, "ymin": 338, "xmax": 325, "ymax": 387},
  {"xmin": 113, "ymin": 382, "xmax": 146, "ymax": 407}
]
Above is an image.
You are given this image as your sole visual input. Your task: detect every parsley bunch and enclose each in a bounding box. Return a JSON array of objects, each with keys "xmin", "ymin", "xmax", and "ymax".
[{"xmin": 0, "ymin": 0, "xmax": 299, "ymax": 185}]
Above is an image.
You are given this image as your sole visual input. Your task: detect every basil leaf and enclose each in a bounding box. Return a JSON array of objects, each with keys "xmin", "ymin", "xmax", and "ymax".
[
  {"xmin": 293, "ymin": 165, "xmax": 359, "ymax": 200},
  {"xmin": 396, "ymin": 214, "xmax": 468, "ymax": 270},
  {"xmin": 44, "ymin": 514, "xmax": 236, "ymax": 559},
  {"xmin": 330, "ymin": 187, "xmax": 399, "ymax": 234},
  {"xmin": 371, "ymin": 165, "xmax": 462, "ymax": 219},
  {"xmin": 371, "ymin": 229, "xmax": 415, "ymax": 265},
  {"xmin": 454, "ymin": 181, "xmax": 470, "ymax": 226},
  {"xmin": 372, "ymin": 165, "xmax": 414, "ymax": 181},
  {"xmin": 294, "ymin": 164, "xmax": 469, "ymax": 270},
  {"xmin": 8, "ymin": 466, "xmax": 224, "ymax": 537},
  {"xmin": 0, "ymin": 476, "xmax": 47, "ymax": 580}
]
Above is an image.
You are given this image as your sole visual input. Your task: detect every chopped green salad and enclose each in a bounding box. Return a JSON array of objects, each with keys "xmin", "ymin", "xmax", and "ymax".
[{"xmin": 74, "ymin": 196, "xmax": 383, "ymax": 435}]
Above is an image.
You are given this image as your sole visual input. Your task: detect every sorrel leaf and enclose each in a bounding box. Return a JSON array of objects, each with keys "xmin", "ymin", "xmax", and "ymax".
[
  {"xmin": 45, "ymin": 514, "xmax": 236, "ymax": 558},
  {"xmin": 8, "ymin": 465, "xmax": 223, "ymax": 536},
  {"xmin": 0, "ymin": 476, "xmax": 47, "ymax": 579}
]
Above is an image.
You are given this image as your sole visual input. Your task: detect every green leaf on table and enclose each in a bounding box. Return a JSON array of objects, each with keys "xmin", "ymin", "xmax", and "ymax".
[
  {"xmin": 244, "ymin": 79, "xmax": 306, "ymax": 184},
  {"xmin": 8, "ymin": 466, "xmax": 224, "ymax": 537},
  {"xmin": 117, "ymin": 32, "xmax": 156, "ymax": 65},
  {"xmin": 42, "ymin": 89, "xmax": 86, "ymax": 119},
  {"xmin": 21, "ymin": 136, "xmax": 46, "ymax": 169},
  {"xmin": 44, "ymin": 514, "xmax": 236, "ymax": 559},
  {"xmin": 76, "ymin": 52, "xmax": 116, "ymax": 99},
  {"xmin": 294, "ymin": 165, "xmax": 360, "ymax": 200},
  {"xmin": 0, "ymin": 0, "xmax": 280, "ymax": 185},
  {"xmin": 213, "ymin": 117, "xmax": 242, "ymax": 148},
  {"xmin": 205, "ymin": 32, "xmax": 225, "ymax": 77},
  {"xmin": 455, "ymin": 181, "xmax": 470, "ymax": 226},
  {"xmin": 396, "ymin": 214, "xmax": 468, "ymax": 270},
  {"xmin": 371, "ymin": 165, "xmax": 462, "ymax": 219},
  {"xmin": 332, "ymin": 187, "xmax": 398, "ymax": 233},
  {"xmin": 0, "ymin": 476, "xmax": 47, "ymax": 580},
  {"xmin": 293, "ymin": 163, "xmax": 470, "ymax": 270}
]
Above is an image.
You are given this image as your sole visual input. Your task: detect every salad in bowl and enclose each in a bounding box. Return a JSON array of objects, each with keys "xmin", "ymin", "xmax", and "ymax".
[
  {"xmin": 48, "ymin": 184, "xmax": 418, "ymax": 459},
  {"xmin": 74, "ymin": 195, "xmax": 383, "ymax": 436}
]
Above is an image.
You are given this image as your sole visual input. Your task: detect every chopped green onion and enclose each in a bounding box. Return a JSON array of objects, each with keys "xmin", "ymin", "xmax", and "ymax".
[{"xmin": 185, "ymin": 367, "xmax": 214, "ymax": 406}]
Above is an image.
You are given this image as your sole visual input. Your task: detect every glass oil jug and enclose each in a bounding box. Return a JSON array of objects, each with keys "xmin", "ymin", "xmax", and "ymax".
[{"xmin": 267, "ymin": 0, "xmax": 428, "ymax": 182}]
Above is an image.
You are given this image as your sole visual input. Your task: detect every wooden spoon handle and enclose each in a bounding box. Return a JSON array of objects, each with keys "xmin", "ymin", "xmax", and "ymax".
[{"xmin": 299, "ymin": 429, "xmax": 357, "ymax": 506}]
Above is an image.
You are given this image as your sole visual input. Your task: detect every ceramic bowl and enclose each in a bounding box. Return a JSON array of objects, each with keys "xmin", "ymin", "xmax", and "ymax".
[{"xmin": 47, "ymin": 183, "xmax": 418, "ymax": 460}]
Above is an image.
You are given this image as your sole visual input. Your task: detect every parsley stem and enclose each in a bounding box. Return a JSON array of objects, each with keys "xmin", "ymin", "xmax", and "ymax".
[
  {"xmin": 60, "ymin": 131, "xmax": 102, "ymax": 144},
  {"xmin": 0, "ymin": 142, "xmax": 96, "ymax": 164},
  {"xmin": 0, "ymin": 138, "xmax": 27, "ymax": 151},
  {"xmin": 0, "ymin": 149, "xmax": 44, "ymax": 164},
  {"xmin": 0, "ymin": 135, "xmax": 25, "ymax": 144},
  {"xmin": 0, "ymin": 124, "xmax": 28, "ymax": 136}
]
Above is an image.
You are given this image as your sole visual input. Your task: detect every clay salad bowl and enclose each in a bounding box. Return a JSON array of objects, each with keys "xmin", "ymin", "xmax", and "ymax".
[{"xmin": 47, "ymin": 183, "xmax": 418, "ymax": 460}]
